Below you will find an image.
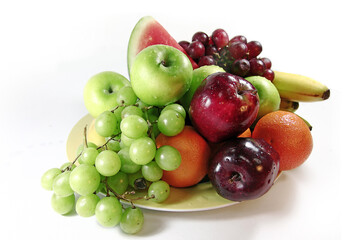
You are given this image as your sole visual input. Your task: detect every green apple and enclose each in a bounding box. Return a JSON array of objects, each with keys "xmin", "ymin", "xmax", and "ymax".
[
  {"xmin": 83, "ymin": 71, "xmax": 130, "ymax": 117},
  {"xmin": 180, "ymin": 65, "xmax": 225, "ymax": 112},
  {"xmin": 130, "ymin": 44, "xmax": 193, "ymax": 106},
  {"xmin": 245, "ymin": 76, "xmax": 281, "ymax": 119}
]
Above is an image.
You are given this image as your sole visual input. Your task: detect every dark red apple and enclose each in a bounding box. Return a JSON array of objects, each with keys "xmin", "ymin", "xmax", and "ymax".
[
  {"xmin": 189, "ymin": 72, "xmax": 259, "ymax": 143},
  {"xmin": 208, "ymin": 138, "xmax": 280, "ymax": 202}
]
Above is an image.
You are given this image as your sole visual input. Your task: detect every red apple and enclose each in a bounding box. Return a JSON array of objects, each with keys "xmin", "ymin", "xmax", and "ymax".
[
  {"xmin": 189, "ymin": 72, "xmax": 259, "ymax": 143},
  {"xmin": 208, "ymin": 138, "xmax": 280, "ymax": 201}
]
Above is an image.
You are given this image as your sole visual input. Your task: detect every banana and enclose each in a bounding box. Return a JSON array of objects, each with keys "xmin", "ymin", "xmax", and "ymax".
[
  {"xmin": 279, "ymin": 98, "xmax": 299, "ymax": 112},
  {"xmin": 273, "ymin": 71, "xmax": 330, "ymax": 102},
  {"xmin": 296, "ymin": 114, "xmax": 313, "ymax": 131}
]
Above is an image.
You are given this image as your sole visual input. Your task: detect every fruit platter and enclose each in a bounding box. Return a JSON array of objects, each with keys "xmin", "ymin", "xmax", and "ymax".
[{"xmin": 41, "ymin": 16, "xmax": 330, "ymax": 234}]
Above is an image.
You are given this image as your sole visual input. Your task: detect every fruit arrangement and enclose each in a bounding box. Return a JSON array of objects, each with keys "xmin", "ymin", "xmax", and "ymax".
[{"xmin": 41, "ymin": 16, "xmax": 330, "ymax": 235}]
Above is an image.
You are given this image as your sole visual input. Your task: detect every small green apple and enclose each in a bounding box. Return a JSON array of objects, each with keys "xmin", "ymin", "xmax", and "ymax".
[
  {"xmin": 245, "ymin": 76, "xmax": 281, "ymax": 119},
  {"xmin": 130, "ymin": 44, "xmax": 193, "ymax": 106},
  {"xmin": 180, "ymin": 65, "xmax": 225, "ymax": 112},
  {"xmin": 83, "ymin": 71, "xmax": 130, "ymax": 117}
]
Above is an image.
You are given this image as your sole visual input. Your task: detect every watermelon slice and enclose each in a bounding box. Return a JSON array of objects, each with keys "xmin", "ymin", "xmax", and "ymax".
[{"xmin": 127, "ymin": 16, "xmax": 198, "ymax": 74}]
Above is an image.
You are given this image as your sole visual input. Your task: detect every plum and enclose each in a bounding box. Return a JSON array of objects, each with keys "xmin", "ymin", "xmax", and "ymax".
[{"xmin": 208, "ymin": 138, "xmax": 280, "ymax": 201}]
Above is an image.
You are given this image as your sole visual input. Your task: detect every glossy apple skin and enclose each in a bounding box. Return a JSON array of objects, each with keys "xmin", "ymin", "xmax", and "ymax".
[
  {"xmin": 245, "ymin": 76, "xmax": 281, "ymax": 120},
  {"xmin": 130, "ymin": 44, "xmax": 193, "ymax": 106},
  {"xmin": 83, "ymin": 71, "xmax": 130, "ymax": 117},
  {"xmin": 208, "ymin": 138, "xmax": 280, "ymax": 202},
  {"xmin": 189, "ymin": 72, "xmax": 259, "ymax": 143},
  {"xmin": 179, "ymin": 65, "xmax": 225, "ymax": 113}
]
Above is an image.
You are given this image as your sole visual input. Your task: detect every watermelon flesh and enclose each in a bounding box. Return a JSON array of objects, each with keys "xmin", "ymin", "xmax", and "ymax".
[{"xmin": 127, "ymin": 16, "xmax": 198, "ymax": 75}]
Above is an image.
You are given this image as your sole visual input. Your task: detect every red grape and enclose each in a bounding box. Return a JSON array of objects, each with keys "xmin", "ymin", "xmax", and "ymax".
[
  {"xmin": 247, "ymin": 41, "xmax": 262, "ymax": 59},
  {"xmin": 228, "ymin": 42, "xmax": 248, "ymax": 59},
  {"xmin": 263, "ymin": 69, "xmax": 275, "ymax": 81},
  {"xmin": 212, "ymin": 29, "xmax": 229, "ymax": 49},
  {"xmin": 184, "ymin": 29, "xmax": 273, "ymax": 79},
  {"xmin": 192, "ymin": 32, "xmax": 209, "ymax": 46},
  {"xmin": 260, "ymin": 57, "xmax": 272, "ymax": 69},
  {"xmin": 231, "ymin": 59, "xmax": 250, "ymax": 76},
  {"xmin": 178, "ymin": 40, "xmax": 190, "ymax": 52},
  {"xmin": 198, "ymin": 55, "xmax": 216, "ymax": 67},
  {"xmin": 229, "ymin": 35, "xmax": 247, "ymax": 45},
  {"xmin": 205, "ymin": 45, "xmax": 218, "ymax": 56},
  {"xmin": 187, "ymin": 41, "xmax": 205, "ymax": 60},
  {"xmin": 249, "ymin": 58, "xmax": 266, "ymax": 76}
]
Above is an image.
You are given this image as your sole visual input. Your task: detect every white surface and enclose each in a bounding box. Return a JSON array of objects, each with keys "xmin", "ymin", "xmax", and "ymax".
[{"xmin": 0, "ymin": 0, "xmax": 357, "ymax": 239}]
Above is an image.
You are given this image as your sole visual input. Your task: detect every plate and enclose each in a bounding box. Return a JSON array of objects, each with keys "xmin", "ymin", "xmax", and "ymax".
[{"xmin": 66, "ymin": 114, "xmax": 277, "ymax": 212}]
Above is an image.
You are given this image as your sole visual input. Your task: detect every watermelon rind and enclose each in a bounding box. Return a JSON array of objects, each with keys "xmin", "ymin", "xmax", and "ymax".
[{"xmin": 127, "ymin": 16, "xmax": 198, "ymax": 76}]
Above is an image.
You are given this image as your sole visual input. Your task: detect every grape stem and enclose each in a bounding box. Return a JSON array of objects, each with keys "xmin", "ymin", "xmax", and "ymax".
[
  {"xmin": 63, "ymin": 125, "xmax": 89, "ymax": 172},
  {"xmin": 110, "ymin": 101, "xmax": 139, "ymax": 113},
  {"xmin": 102, "ymin": 178, "xmax": 155, "ymax": 208},
  {"xmin": 96, "ymin": 132, "xmax": 121, "ymax": 151},
  {"xmin": 83, "ymin": 125, "xmax": 88, "ymax": 148},
  {"xmin": 63, "ymin": 150, "xmax": 82, "ymax": 172}
]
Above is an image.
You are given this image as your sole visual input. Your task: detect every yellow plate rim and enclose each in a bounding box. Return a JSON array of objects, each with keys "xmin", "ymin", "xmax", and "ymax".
[{"xmin": 66, "ymin": 114, "xmax": 280, "ymax": 212}]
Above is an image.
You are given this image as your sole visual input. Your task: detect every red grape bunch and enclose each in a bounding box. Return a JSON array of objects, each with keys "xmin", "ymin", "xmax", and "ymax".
[{"xmin": 179, "ymin": 29, "xmax": 274, "ymax": 81}]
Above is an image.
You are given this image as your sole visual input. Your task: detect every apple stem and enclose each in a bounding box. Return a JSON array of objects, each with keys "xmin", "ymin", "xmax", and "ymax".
[{"xmin": 229, "ymin": 172, "xmax": 242, "ymax": 184}]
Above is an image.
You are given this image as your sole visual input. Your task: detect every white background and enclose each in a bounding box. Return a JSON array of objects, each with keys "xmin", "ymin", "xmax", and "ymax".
[{"xmin": 0, "ymin": 0, "xmax": 357, "ymax": 239}]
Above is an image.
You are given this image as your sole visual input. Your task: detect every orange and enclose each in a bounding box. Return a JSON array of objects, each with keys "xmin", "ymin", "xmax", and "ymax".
[
  {"xmin": 237, "ymin": 128, "xmax": 251, "ymax": 138},
  {"xmin": 155, "ymin": 126, "xmax": 211, "ymax": 187},
  {"xmin": 252, "ymin": 111, "xmax": 313, "ymax": 171}
]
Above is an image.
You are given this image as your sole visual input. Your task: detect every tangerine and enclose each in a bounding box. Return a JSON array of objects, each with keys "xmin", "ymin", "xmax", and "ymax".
[
  {"xmin": 252, "ymin": 111, "xmax": 313, "ymax": 171},
  {"xmin": 155, "ymin": 126, "xmax": 211, "ymax": 187},
  {"xmin": 238, "ymin": 128, "xmax": 251, "ymax": 138}
]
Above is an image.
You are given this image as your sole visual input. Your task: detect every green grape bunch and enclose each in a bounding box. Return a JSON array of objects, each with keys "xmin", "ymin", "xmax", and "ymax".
[{"xmin": 41, "ymin": 89, "xmax": 188, "ymax": 235}]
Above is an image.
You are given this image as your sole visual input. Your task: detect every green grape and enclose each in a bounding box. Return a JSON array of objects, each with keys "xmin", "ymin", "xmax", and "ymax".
[
  {"xmin": 51, "ymin": 193, "xmax": 75, "ymax": 215},
  {"xmin": 112, "ymin": 120, "xmax": 121, "ymax": 136},
  {"xmin": 96, "ymin": 181, "xmax": 106, "ymax": 194},
  {"xmin": 141, "ymin": 161, "xmax": 163, "ymax": 182},
  {"xmin": 105, "ymin": 137, "xmax": 121, "ymax": 152},
  {"xmin": 95, "ymin": 111, "xmax": 118, "ymax": 137},
  {"xmin": 150, "ymin": 123, "xmax": 160, "ymax": 139},
  {"xmin": 76, "ymin": 142, "xmax": 99, "ymax": 156},
  {"xmin": 158, "ymin": 109, "xmax": 185, "ymax": 136},
  {"xmin": 162, "ymin": 103, "xmax": 186, "ymax": 119},
  {"xmin": 119, "ymin": 138, "xmax": 128, "ymax": 149},
  {"xmin": 120, "ymin": 133, "xmax": 138, "ymax": 147},
  {"xmin": 144, "ymin": 107, "xmax": 160, "ymax": 139},
  {"xmin": 95, "ymin": 196, "xmax": 122, "ymax": 227},
  {"xmin": 129, "ymin": 137, "xmax": 156, "ymax": 165},
  {"xmin": 81, "ymin": 147, "xmax": 99, "ymax": 165},
  {"xmin": 135, "ymin": 99, "xmax": 149, "ymax": 111},
  {"xmin": 60, "ymin": 162, "xmax": 76, "ymax": 171},
  {"xmin": 41, "ymin": 168, "xmax": 62, "ymax": 191},
  {"xmin": 118, "ymin": 147, "xmax": 141, "ymax": 174},
  {"xmin": 145, "ymin": 106, "xmax": 160, "ymax": 122},
  {"xmin": 148, "ymin": 180, "xmax": 170, "ymax": 203},
  {"xmin": 120, "ymin": 115, "xmax": 148, "ymax": 139},
  {"xmin": 120, "ymin": 207, "xmax": 144, "ymax": 234},
  {"xmin": 121, "ymin": 106, "xmax": 144, "ymax": 119},
  {"xmin": 107, "ymin": 171, "xmax": 129, "ymax": 195},
  {"xmin": 113, "ymin": 106, "xmax": 125, "ymax": 121},
  {"xmin": 116, "ymin": 86, "xmax": 138, "ymax": 106},
  {"xmin": 95, "ymin": 150, "xmax": 121, "ymax": 177},
  {"xmin": 95, "ymin": 174, "xmax": 106, "ymax": 194},
  {"xmin": 76, "ymin": 194, "xmax": 100, "ymax": 217},
  {"xmin": 69, "ymin": 164, "xmax": 100, "ymax": 196},
  {"xmin": 155, "ymin": 145, "xmax": 182, "ymax": 171},
  {"xmin": 127, "ymin": 170, "xmax": 145, "ymax": 189},
  {"xmin": 53, "ymin": 171, "xmax": 74, "ymax": 197}
]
